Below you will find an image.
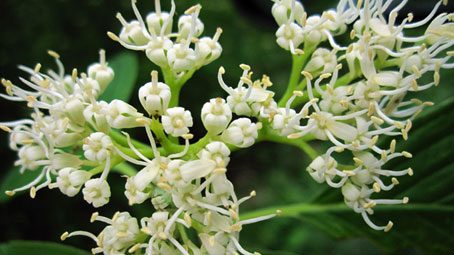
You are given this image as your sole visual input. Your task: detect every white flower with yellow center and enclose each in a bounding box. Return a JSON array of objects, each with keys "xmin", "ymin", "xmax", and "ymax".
[
  {"xmin": 222, "ymin": 118, "xmax": 261, "ymax": 148},
  {"xmin": 161, "ymin": 107, "xmax": 193, "ymax": 137},
  {"xmin": 82, "ymin": 178, "xmax": 111, "ymax": 208},
  {"xmin": 83, "ymin": 132, "xmax": 113, "ymax": 162}
]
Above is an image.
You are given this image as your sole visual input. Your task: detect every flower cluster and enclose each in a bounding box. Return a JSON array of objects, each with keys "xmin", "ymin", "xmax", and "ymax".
[
  {"xmin": 0, "ymin": 1, "xmax": 277, "ymax": 254},
  {"xmin": 1, "ymin": 0, "xmax": 453, "ymax": 254},
  {"xmin": 109, "ymin": 0, "xmax": 222, "ymax": 74},
  {"xmin": 268, "ymin": 0, "xmax": 453, "ymax": 231}
]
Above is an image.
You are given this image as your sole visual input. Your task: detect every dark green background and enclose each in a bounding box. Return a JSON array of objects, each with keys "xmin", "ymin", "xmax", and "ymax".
[{"xmin": 0, "ymin": 0, "xmax": 453, "ymax": 254}]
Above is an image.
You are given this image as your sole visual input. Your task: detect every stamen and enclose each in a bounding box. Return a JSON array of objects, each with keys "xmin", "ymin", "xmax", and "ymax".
[
  {"xmin": 99, "ymin": 155, "xmax": 111, "ymax": 180},
  {"xmin": 230, "ymin": 236, "xmax": 256, "ymax": 255},
  {"xmin": 361, "ymin": 211, "xmax": 393, "ymax": 232},
  {"xmin": 169, "ymin": 237, "xmax": 190, "ymax": 255},
  {"xmin": 217, "ymin": 67, "xmax": 234, "ymax": 94},
  {"xmin": 164, "ymin": 207, "xmax": 185, "ymax": 234},
  {"xmin": 122, "ymin": 131, "xmax": 152, "ymax": 163},
  {"xmin": 160, "ymin": 0, "xmax": 175, "ymax": 36},
  {"xmin": 61, "ymin": 230, "xmax": 99, "ymax": 243},
  {"xmin": 115, "ymin": 12, "xmax": 129, "ymax": 26},
  {"xmin": 168, "ymin": 134, "xmax": 192, "ymax": 159},
  {"xmin": 6, "ymin": 169, "xmax": 46, "ymax": 196},
  {"xmin": 144, "ymin": 124, "xmax": 161, "ymax": 160}
]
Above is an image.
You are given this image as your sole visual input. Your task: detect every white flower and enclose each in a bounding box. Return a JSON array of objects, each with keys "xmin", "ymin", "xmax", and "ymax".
[
  {"xmin": 178, "ymin": 14, "xmax": 204, "ymax": 39},
  {"xmin": 55, "ymin": 167, "xmax": 91, "ymax": 197},
  {"xmin": 59, "ymin": 96, "xmax": 85, "ymax": 125},
  {"xmin": 198, "ymin": 142, "xmax": 231, "ymax": 168},
  {"xmin": 74, "ymin": 75, "xmax": 101, "ymax": 101},
  {"xmin": 125, "ymin": 164, "xmax": 160, "ymax": 205},
  {"xmin": 107, "ymin": 100, "xmax": 143, "ymax": 129},
  {"xmin": 82, "ymin": 178, "xmax": 111, "ymax": 207},
  {"xmin": 8, "ymin": 127, "xmax": 32, "ymax": 150},
  {"xmin": 201, "ymin": 98, "xmax": 232, "ymax": 135},
  {"xmin": 319, "ymin": 86, "xmax": 351, "ymax": 114},
  {"xmin": 199, "ymin": 232, "xmax": 236, "ymax": 255},
  {"xmin": 306, "ymin": 154, "xmax": 349, "ymax": 188},
  {"xmin": 161, "ymin": 107, "xmax": 193, "ymax": 137},
  {"xmin": 87, "ymin": 49, "xmax": 114, "ymax": 92},
  {"xmin": 272, "ymin": 107, "xmax": 300, "ymax": 136},
  {"xmin": 221, "ymin": 118, "xmax": 261, "ymax": 148},
  {"xmin": 425, "ymin": 13, "xmax": 454, "ymax": 45},
  {"xmin": 15, "ymin": 144, "xmax": 46, "ymax": 171},
  {"xmin": 138, "ymin": 71, "xmax": 171, "ymax": 116},
  {"xmin": 117, "ymin": 18, "xmax": 149, "ymax": 46},
  {"xmin": 179, "ymin": 159, "xmax": 216, "ymax": 182},
  {"xmin": 89, "ymin": 212, "xmax": 140, "ymax": 254},
  {"xmin": 195, "ymin": 28, "xmax": 223, "ymax": 66},
  {"xmin": 304, "ymin": 48, "xmax": 338, "ymax": 73},
  {"xmin": 276, "ymin": 22, "xmax": 304, "ymax": 54},
  {"xmin": 40, "ymin": 117, "xmax": 83, "ymax": 148},
  {"xmin": 162, "ymin": 159, "xmax": 186, "ymax": 187},
  {"xmin": 50, "ymin": 153, "xmax": 83, "ymax": 170},
  {"xmin": 272, "ymin": 0, "xmax": 305, "ymax": 26},
  {"xmin": 83, "ymin": 101, "xmax": 110, "ymax": 132},
  {"xmin": 145, "ymin": 0, "xmax": 174, "ymax": 36},
  {"xmin": 145, "ymin": 37, "xmax": 174, "ymax": 67},
  {"xmin": 167, "ymin": 43, "xmax": 197, "ymax": 73},
  {"xmin": 83, "ymin": 132, "xmax": 113, "ymax": 162}
]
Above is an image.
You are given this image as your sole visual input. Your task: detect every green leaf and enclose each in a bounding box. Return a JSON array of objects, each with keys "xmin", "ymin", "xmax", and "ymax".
[
  {"xmin": 0, "ymin": 240, "xmax": 90, "ymax": 255},
  {"xmin": 0, "ymin": 167, "xmax": 42, "ymax": 203},
  {"xmin": 242, "ymin": 97, "xmax": 454, "ymax": 254},
  {"xmin": 99, "ymin": 52, "xmax": 139, "ymax": 102}
]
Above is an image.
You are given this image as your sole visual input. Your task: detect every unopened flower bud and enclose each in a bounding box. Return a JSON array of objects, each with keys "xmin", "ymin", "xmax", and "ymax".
[
  {"xmin": 138, "ymin": 71, "xmax": 171, "ymax": 116},
  {"xmin": 201, "ymin": 98, "xmax": 232, "ymax": 135}
]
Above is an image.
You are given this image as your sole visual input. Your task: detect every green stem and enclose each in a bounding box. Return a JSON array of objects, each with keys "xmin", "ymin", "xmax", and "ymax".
[
  {"xmin": 240, "ymin": 203, "xmax": 454, "ymax": 221},
  {"xmin": 112, "ymin": 162, "xmax": 138, "ymax": 176},
  {"xmin": 109, "ymin": 130, "xmax": 149, "ymax": 149},
  {"xmin": 163, "ymin": 68, "xmax": 196, "ymax": 108},
  {"xmin": 88, "ymin": 156, "xmax": 124, "ymax": 176},
  {"xmin": 259, "ymin": 124, "xmax": 318, "ymax": 160},
  {"xmin": 278, "ymin": 49, "xmax": 313, "ymax": 107}
]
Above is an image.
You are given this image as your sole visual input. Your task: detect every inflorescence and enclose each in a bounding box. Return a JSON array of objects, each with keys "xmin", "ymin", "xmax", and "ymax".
[{"xmin": 0, "ymin": 0, "xmax": 453, "ymax": 254}]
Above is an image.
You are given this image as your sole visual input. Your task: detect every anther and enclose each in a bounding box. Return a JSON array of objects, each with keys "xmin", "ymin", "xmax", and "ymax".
[
  {"xmin": 90, "ymin": 212, "xmax": 99, "ymax": 223},
  {"xmin": 60, "ymin": 232, "xmax": 69, "ymax": 241},
  {"xmin": 107, "ymin": 32, "xmax": 120, "ymax": 41},
  {"xmin": 384, "ymin": 221, "xmax": 393, "ymax": 232},
  {"xmin": 30, "ymin": 186, "xmax": 37, "ymax": 199},
  {"xmin": 402, "ymin": 151, "xmax": 412, "ymax": 158},
  {"xmin": 47, "ymin": 50, "xmax": 60, "ymax": 59},
  {"xmin": 239, "ymin": 64, "xmax": 251, "ymax": 71}
]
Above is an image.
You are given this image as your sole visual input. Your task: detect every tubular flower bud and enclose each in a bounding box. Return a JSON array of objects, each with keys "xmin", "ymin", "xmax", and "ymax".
[
  {"xmin": 138, "ymin": 71, "xmax": 171, "ymax": 116},
  {"xmin": 87, "ymin": 49, "xmax": 114, "ymax": 92},
  {"xmin": 201, "ymin": 98, "xmax": 232, "ymax": 135}
]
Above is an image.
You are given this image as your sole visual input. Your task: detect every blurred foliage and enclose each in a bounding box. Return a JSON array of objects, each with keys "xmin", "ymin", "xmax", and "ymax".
[{"xmin": 0, "ymin": 0, "xmax": 453, "ymax": 255}]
